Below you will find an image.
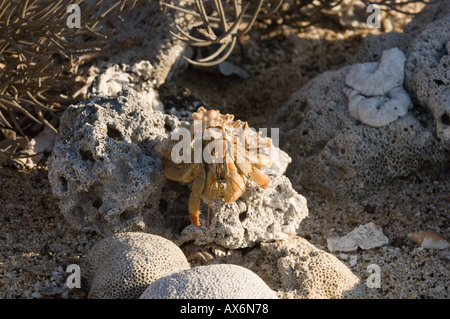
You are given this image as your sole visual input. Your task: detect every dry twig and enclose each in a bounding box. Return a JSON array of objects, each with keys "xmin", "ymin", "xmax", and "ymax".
[{"xmin": 0, "ymin": 0, "xmax": 142, "ymax": 140}]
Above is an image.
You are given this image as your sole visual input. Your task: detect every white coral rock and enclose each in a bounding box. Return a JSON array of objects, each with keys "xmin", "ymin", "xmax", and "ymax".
[
  {"xmin": 345, "ymin": 47, "xmax": 406, "ymax": 96},
  {"xmin": 327, "ymin": 222, "xmax": 388, "ymax": 252},
  {"xmin": 83, "ymin": 232, "xmax": 190, "ymax": 299},
  {"xmin": 344, "ymin": 47, "xmax": 412, "ymax": 127},
  {"xmin": 139, "ymin": 264, "xmax": 278, "ymax": 299},
  {"xmin": 345, "ymin": 86, "xmax": 412, "ymax": 127}
]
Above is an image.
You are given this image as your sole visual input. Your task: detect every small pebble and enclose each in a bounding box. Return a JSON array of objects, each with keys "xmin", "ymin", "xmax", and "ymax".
[
  {"xmin": 349, "ymin": 255, "xmax": 358, "ymax": 267},
  {"xmin": 30, "ymin": 292, "xmax": 42, "ymax": 299},
  {"xmin": 339, "ymin": 253, "xmax": 349, "ymax": 260}
]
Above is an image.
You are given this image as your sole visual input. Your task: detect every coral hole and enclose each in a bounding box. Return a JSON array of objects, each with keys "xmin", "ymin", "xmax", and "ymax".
[
  {"xmin": 107, "ymin": 124, "xmax": 123, "ymax": 141},
  {"xmin": 441, "ymin": 113, "xmax": 450, "ymax": 126}
]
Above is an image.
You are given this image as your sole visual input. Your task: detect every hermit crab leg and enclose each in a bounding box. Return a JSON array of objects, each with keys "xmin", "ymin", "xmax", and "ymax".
[
  {"xmin": 232, "ymin": 143, "xmax": 272, "ymax": 169},
  {"xmin": 223, "ymin": 154, "xmax": 246, "ymax": 203},
  {"xmin": 250, "ymin": 166, "xmax": 270, "ymax": 189},
  {"xmin": 254, "ymin": 153, "xmax": 272, "ymax": 169},
  {"xmin": 188, "ymin": 164, "xmax": 206, "ymax": 226},
  {"xmin": 230, "ymin": 144, "xmax": 270, "ymax": 188},
  {"xmin": 205, "ymin": 164, "xmax": 221, "ymax": 199}
]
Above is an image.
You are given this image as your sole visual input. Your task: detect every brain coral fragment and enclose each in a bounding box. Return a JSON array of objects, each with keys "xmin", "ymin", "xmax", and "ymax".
[{"xmin": 344, "ymin": 47, "xmax": 412, "ymax": 127}]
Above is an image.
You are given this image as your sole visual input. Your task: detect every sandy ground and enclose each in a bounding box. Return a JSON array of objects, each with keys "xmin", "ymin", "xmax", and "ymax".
[{"xmin": 0, "ymin": 1, "xmax": 448, "ymax": 299}]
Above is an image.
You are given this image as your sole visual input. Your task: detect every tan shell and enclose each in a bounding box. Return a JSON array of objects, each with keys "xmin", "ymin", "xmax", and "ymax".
[{"xmin": 407, "ymin": 230, "xmax": 450, "ymax": 250}]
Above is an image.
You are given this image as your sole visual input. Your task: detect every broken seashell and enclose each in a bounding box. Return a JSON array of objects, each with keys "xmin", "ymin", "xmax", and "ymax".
[{"xmin": 407, "ymin": 230, "xmax": 450, "ymax": 250}]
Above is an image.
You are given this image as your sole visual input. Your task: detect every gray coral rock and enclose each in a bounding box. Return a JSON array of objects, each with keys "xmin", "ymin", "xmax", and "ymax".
[
  {"xmin": 139, "ymin": 264, "xmax": 277, "ymax": 299},
  {"xmin": 275, "ymin": 66, "xmax": 448, "ymax": 201},
  {"xmin": 405, "ymin": 16, "xmax": 450, "ymax": 149},
  {"xmin": 77, "ymin": 1, "xmax": 194, "ymax": 113},
  {"xmin": 77, "ymin": 1, "xmax": 191, "ymax": 101},
  {"xmin": 48, "ymin": 88, "xmax": 176, "ymax": 236},
  {"xmin": 352, "ymin": 32, "xmax": 410, "ymax": 64},
  {"xmin": 177, "ymin": 174, "xmax": 308, "ymax": 249},
  {"xmin": 49, "ymin": 88, "xmax": 307, "ymax": 249},
  {"xmin": 403, "ymin": 0, "xmax": 450, "ymax": 36},
  {"xmin": 101, "ymin": 1, "xmax": 191, "ymax": 87},
  {"xmin": 83, "ymin": 232, "xmax": 190, "ymax": 299},
  {"xmin": 260, "ymin": 236, "xmax": 363, "ymax": 299},
  {"xmin": 87, "ymin": 62, "xmax": 164, "ymax": 113},
  {"xmin": 352, "ymin": 0, "xmax": 450, "ymax": 64}
]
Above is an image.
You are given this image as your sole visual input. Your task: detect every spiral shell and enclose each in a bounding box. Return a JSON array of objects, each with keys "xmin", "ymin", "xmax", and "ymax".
[{"xmin": 407, "ymin": 230, "xmax": 450, "ymax": 250}]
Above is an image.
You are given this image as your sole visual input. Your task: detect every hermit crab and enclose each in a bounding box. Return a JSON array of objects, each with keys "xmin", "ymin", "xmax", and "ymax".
[{"xmin": 156, "ymin": 107, "xmax": 272, "ymax": 226}]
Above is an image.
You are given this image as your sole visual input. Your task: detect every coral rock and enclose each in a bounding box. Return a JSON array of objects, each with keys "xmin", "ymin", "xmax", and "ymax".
[
  {"xmin": 327, "ymin": 222, "xmax": 389, "ymax": 252},
  {"xmin": 83, "ymin": 232, "xmax": 190, "ymax": 299},
  {"xmin": 48, "ymin": 88, "xmax": 174, "ymax": 236},
  {"xmin": 260, "ymin": 236, "xmax": 363, "ymax": 299},
  {"xmin": 139, "ymin": 264, "xmax": 277, "ymax": 299},
  {"xmin": 88, "ymin": 62, "xmax": 164, "ymax": 113},
  {"xmin": 345, "ymin": 48, "xmax": 406, "ymax": 96},
  {"xmin": 275, "ymin": 63, "xmax": 449, "ymax": 202},
  {"xmin": 344, "ymin": 48, "xmax": 412, "ymax": 127},
  {"xmin": 405, "ymin": 16, "xmax": 450, "ymax": 149},
  {"xmin": 177, "ymin": 174, "xmax": 308, "ymax": 249},
  {"xmin": 100, "ymin": 1, "xmax": 190, "ymax": 87}
]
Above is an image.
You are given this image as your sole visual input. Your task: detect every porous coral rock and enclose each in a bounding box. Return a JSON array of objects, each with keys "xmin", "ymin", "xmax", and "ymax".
[
  {"xmin": 100, "ymin": 0, "xmax": 191, "ymax": 87},
  {"xmin": 259, "ymin": 236, "xmax": 363, "ymax": 299},
  {"xmin": 87, "ymin": 62, "xmax": 164, "ymax": 113},
  {"xmin": 139, "ymin": 264, "xmax": 278, "ymax": 299},
  {"xmin": 49, "ymin": 89, "xmax": 307, "ymax": 249},
  {"xmin": 76, "ymin": 1, "xmax": 192, "ymax": 101},
  {"xmin": 405, "ymin": 16, "xmax": 450, "ymax": 149},
  {"xmin": 352, "ymin": 0, "xmax": 450, "ymax": 64},
  {"xmin": 83, "ymin": 232, "xmax": 190, "ymax": 299},
  {"xmin": 48, "ymin": 88, "xmax": 174, "ymax": 237},
  {"xmin": 275, "ymin": 65, "xmax": 448, "ymax": 201},
  {"xmin": 177, "ymin": 174, "xmax": 308, "ymax": 249}
]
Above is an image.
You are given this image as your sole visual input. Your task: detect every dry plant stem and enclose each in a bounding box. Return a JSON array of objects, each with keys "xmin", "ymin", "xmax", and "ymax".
[
  {"xmin": 162, "ymin": 0, "xmax": 425, "ymax": 65},
  {"xmin": 0, "ymin": 0, "xmax": 142, "ymax": 141},
  {"xmin": 160, "ymin": 0, "xmax": 267, "ymax": 66}
]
